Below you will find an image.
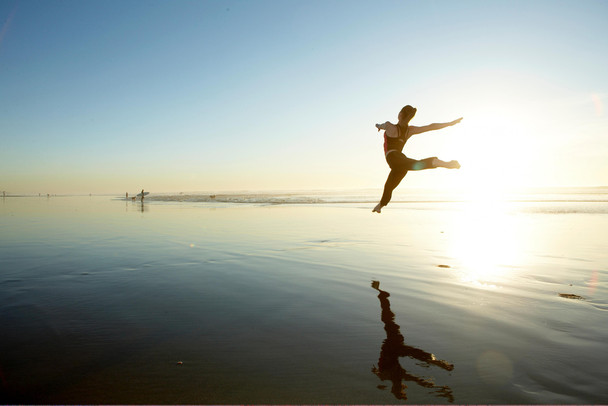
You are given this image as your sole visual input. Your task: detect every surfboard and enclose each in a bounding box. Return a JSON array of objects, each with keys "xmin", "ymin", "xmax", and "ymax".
[{"xmin": 136, "ymin": 192, "xmax": 150, "ymax": 197}]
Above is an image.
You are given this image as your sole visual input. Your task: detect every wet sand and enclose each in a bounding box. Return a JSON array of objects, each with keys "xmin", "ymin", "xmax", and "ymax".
[{"xmin": 1, "ymin": 195, "xmax": 607, "ymax": 404}]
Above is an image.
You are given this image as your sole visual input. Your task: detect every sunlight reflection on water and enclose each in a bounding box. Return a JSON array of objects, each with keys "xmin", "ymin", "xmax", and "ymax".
[{"xmin": 445, "ymin": 198, "xmax": 527, "ymax": 288}]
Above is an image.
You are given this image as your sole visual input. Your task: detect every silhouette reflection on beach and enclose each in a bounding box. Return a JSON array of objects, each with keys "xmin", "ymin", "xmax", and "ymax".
[
  {"xmin": 371, "ymin": 280, "xmax": 454, "ymax": 403},
  {"xmin": 125, "ymin": 199, "xmax": 148, "ymax": 213}
]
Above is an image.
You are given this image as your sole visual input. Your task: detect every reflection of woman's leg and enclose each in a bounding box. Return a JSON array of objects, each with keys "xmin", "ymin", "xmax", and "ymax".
[{"xmin": 380, "ymin": 168, "xmax": 407, "ymax": 206}]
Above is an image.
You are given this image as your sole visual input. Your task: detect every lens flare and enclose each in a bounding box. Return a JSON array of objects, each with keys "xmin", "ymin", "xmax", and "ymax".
[
  {"xmin": 591, "ymin": 94, "xmax": 603, "ymax": 117},
  {"xmin": 588, "ymin": 269, "xmax": 599, "ymax": 295},
  {"xmin": 0, "ymin": 4, "xmax": 17, "ymax": 50},
  {"xmin": 476, "ymin": 350, "xmax": 514, "ymax": 386}
]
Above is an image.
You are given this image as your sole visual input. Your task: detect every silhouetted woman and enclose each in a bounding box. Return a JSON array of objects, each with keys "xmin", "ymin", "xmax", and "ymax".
[{"xmin": 373, "ymin": 105, "xmax": 462, "ymax": 213}]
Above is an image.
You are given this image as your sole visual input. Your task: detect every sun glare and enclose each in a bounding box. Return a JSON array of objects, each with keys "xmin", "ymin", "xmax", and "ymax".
[
  {"xmin": 445, "ymin": 109, "xmax": 532, "ymax": 287},
  {"xmin": 451, "ymin": 109, "xmax": 542, "ymax": 197}
]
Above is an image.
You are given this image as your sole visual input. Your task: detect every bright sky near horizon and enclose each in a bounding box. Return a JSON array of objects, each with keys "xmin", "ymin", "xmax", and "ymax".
[{"xmin": 1, "ymin": 0, "xmax": 607, "ymax": 194}]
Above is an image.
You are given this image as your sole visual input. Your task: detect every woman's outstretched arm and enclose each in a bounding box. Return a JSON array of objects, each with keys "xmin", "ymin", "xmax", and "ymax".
[
  {"xmin": 375, "ymin": 121, "xmax": 391, "ymax": 131},
  {"xmin": 409, "ymin": 117, "xmax": 462, "ymax": 135}
]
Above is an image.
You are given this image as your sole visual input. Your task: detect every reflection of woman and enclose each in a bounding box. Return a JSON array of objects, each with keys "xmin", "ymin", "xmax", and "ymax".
[
  {"xmin": 373, "ymin": 105, "xmax": 462, "ymax": 213},
  {"xmin": 371, "ymin": 281, "xmax": 454, "ymax": 402}
]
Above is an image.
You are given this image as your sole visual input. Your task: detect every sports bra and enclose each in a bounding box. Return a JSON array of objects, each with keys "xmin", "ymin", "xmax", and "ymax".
[{"xmin": 383, "ymin": 124, "xmax": 409, "ymax": 156}]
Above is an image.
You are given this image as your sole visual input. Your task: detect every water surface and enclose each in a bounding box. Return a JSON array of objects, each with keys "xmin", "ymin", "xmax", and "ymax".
[{"xmin": 1, "ymin": 192, "xmax": 607, "ymax": 403}]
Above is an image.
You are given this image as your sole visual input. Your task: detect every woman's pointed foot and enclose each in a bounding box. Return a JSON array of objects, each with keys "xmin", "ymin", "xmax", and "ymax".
[
  {"xmin": 372, "ymin": 203, "xmax": 384, "ymax": 213},
  {"xmin": 447, "ymin": 160, "xmax": 461, "ymax": 169}
]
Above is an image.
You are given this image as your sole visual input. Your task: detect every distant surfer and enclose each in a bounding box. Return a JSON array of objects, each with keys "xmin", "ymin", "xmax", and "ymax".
[
  {"xmin": 140, "ymin": 189, "xmax": 145, "ymax": 202},
  {"xmin": 373, "ymin": 105, "xmax": 462, "ymax": 213}
]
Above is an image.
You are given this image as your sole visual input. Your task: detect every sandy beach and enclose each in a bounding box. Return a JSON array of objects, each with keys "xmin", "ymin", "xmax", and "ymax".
[{"xmin": 1, "ymin": 191, "xmax": 607, "ymax": 404}]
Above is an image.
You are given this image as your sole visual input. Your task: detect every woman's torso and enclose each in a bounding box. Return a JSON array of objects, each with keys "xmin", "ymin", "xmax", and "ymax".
[{"xmin": 383, "ymin": 123, "xmax": 409, "ymax": 156}]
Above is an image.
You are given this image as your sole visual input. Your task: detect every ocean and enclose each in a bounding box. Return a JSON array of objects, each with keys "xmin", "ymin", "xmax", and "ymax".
[{"xmin": 1, "ymin": 188, "xmax": 607, "ymax": 404}]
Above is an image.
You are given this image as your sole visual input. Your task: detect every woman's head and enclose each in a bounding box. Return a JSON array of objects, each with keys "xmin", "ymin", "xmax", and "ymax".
[{"xmin": 398, "ymin": 105, "xmax": 417, "ymax": 123}]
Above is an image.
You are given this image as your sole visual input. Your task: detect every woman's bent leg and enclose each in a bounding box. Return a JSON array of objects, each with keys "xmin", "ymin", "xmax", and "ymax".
[
  {"xmin": 380, "ymin": 168, "xmax": 408, "ymax": 206},
  {"xmin": 410, "ymin": 157, "xmax": 439, "ymax": 170},
  {"xmin": 410, "ymin": 157, "xmax": 460, "ymax": 170},
  {"xmin": 375, "ymin": 155, "xmax": 461, "ymax": 213}
]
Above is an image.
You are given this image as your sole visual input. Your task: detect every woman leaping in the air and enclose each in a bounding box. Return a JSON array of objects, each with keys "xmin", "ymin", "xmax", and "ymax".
[{"xmin": 373, "ymin": 105, "xmax": 462, "ymax": 213}]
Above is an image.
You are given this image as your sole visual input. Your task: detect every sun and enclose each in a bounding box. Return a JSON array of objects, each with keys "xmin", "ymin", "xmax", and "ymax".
[{"xmin": 448, "ymin": 109, "xmax": 542, "ymax": 197}]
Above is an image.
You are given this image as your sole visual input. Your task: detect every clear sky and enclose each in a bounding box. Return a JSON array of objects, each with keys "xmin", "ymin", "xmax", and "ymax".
[{"xmin": 1, "ymin": 0, "xmax": 607, "ymax": 194}]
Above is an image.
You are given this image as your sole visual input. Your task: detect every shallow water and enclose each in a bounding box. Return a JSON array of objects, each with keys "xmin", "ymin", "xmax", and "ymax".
[{"xmin": 1, "ymin": 194, "xmax": 607, "ymax": 404}]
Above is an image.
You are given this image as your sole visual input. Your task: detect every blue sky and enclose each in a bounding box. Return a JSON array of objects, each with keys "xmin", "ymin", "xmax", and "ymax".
[{"xmin": 1, "ymin": 0, "xmax": 607, "ymax": 194}]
